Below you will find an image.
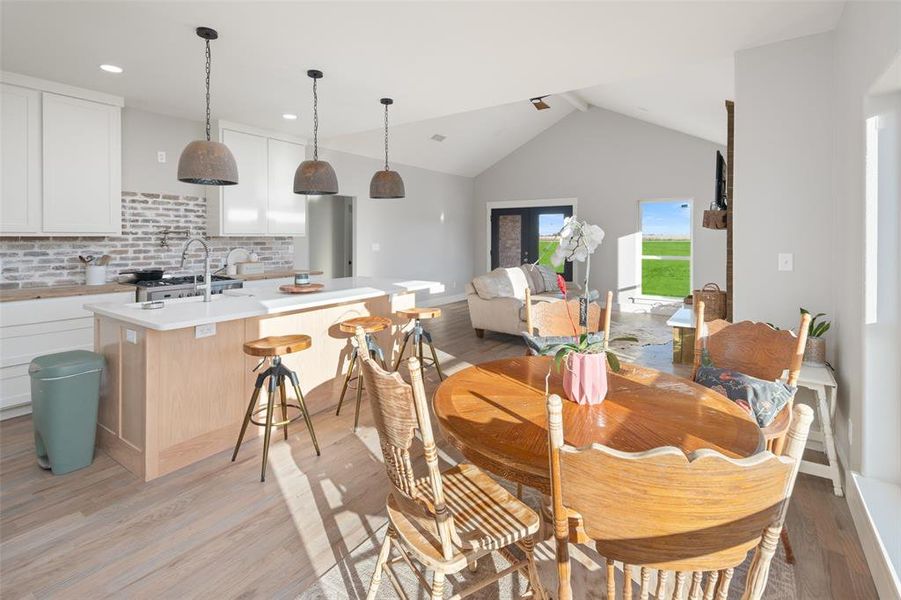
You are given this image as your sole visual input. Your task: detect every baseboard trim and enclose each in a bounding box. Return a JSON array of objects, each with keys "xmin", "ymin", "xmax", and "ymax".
[
  {"xmin": 846, "ymin": 472, "xmax": 901, "ymax": 600},
  {"xmin": 419, "ymin": 293, "xmax": 466, "ymax": 307},
  {"xmin": 1, "ymin": 404, "xmax": 32, "ymax": 421}
]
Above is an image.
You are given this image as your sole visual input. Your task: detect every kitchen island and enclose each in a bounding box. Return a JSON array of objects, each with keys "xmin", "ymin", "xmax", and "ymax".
[{"xmin": 85, "ymin": 277, "xmax": 442, "ymax": 481}]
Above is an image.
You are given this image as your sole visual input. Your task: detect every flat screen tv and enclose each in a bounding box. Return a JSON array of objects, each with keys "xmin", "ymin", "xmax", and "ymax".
[{"xmin": 714, "ymin": 150, "xmax": 728, "ymax": 210}]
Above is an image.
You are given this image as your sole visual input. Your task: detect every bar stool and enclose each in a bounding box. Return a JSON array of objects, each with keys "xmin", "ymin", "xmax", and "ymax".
[
  {"xmin": 394, "ymin": 307, "xmax": 445, "ymax": 380},
  {"xmin": 232, "ymin": 335, "xmax": 320, "ymax": 482},
  {"xmin": 335, "ymin": 316, "xmax": 392, "ymax": 432}
]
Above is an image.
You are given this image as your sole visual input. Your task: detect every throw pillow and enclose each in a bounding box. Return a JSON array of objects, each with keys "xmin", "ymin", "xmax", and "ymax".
[
  {"xmin": 521, "ymin": 332, "xmax": 605, "ymax": 356},
  {"xmin": 471, "ymin": 269, "xmax": 514, "ymax": 300},
  {"xmin": 536, "ymin": 265, "xmax": 560, "ymax": 292},
  {"xmin": 694, "ymin": 351, "xmax": 795, "ymax": 428},
  {"xmin": 520, "ymin": 264, "xmax": 546, "ymax": 294}
]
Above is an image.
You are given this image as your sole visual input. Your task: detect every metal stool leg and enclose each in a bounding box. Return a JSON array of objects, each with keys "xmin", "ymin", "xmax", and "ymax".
[
  {"xmin": 336, "ymin": 347, "xmax": 358, "ymax": 416},
  {"xmin": 423, "ymin": 330, "xmax": 444, "ymax": 381},
  {"xmin": 393, "ymin": 328, "xmax": 413, "ymax": 371},
  {"xmin": 288, "ymin": 370, "xmax": 320, "ymax": 456},
  {"xmin": 367, "ymin": 333, "xmax": 386, "ymax": 369},
  {"xmin": 260, "ymin": 372, "xmax": 278, "ymax": 482},
  {"xmin": 417, "ymin": 323, "xmax": 425, "ymax": 367},
  {"xmin": 353, "ymin": 352, "xmax": 365, "ymax": 432},
  {"xmin": 278, "ymin": 375, "xmax": 289, "ymax": 441},
  {"xmin": 232, "ymin": 370, "xmax": 266, "ymax": 462}
]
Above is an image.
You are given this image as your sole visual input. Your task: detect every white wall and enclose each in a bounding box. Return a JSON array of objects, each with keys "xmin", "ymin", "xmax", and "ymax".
[
  {"xmin": 733, "ymin": 33, "xmax": 835, "ymax": 328},
  {"xmin": 122, "ymin": 107, "xmax": 209, "ymax": 197},
  {"xmin": 312, "ymin": 146, "xmax": 475, "ymax": 302},
  {"xmin": 473, "ymin": 106, "xmax": 726, "ymax": 306}
]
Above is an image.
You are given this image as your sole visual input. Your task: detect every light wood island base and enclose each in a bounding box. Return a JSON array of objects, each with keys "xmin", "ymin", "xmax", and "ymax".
[{"xmin": 95, "ymin": 293, "xmax": 414, "ymax": 481}]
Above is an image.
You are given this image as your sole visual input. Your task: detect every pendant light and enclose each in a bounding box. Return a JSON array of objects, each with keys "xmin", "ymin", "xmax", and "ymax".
[
  {"xmin": 294, "ymin": 69, "xmax": 338, "ymax": 195},
  {"xmin": 370, "ymin": 98, "xmax": 405, "ymax": 199},
  {"xmin": 177, "ymin": 27, "xmax": 238, "ymax": 186}
]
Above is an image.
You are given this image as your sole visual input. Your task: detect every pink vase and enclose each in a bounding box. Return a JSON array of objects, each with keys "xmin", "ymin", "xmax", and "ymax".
[{"xmin": 562, "ymin": 352, "xmax": 608, "ymax": 405}]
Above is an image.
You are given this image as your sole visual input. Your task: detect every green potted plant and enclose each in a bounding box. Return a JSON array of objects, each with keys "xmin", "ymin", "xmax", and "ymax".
[
  {"xmin": 538, "ymin": 218, "xmax": 636, "ymax": 404},
  {"xmin": 801, "ymin": 307, "xmax": 830, "ymax": 366}
]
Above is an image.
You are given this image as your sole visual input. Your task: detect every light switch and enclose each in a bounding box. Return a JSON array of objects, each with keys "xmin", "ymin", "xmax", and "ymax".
[
  {"xmin": 371, "ymin": 242, "xmax": 381, "ymax": 252},
  {"xmin": 157, "ymin": 151, "xmax": 167, "ymax": 163},
  {"xmin": 778, "ymin": 253, "xmax": 793, "ymax": 272},
  {"xmin": 125, "ymin": 329, "xmax": 138, "ymax": 344},
  {"xmin": 195, "ymin": 323, "xmax": 216, "ymax": 339}
]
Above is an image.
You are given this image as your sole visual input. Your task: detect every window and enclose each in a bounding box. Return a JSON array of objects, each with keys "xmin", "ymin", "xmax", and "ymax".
[{"xmin": 639, "ymin": 200, "xmax": 692, "ymax": 298}]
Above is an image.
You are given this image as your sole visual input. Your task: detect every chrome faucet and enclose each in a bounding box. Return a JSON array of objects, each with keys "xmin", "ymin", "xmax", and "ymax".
[{"xmin": 180, "ymin": 237, "xmax": 213, "ymax": 302}]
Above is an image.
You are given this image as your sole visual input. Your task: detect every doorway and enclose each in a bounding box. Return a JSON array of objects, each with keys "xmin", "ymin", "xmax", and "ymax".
[
  {"xmin": 490, "ymin": 205, "xmax": 573, "ymax": 280},
  {"xmin": 308, "ymin": 195, "xmax": 354, "ymax": 279}
]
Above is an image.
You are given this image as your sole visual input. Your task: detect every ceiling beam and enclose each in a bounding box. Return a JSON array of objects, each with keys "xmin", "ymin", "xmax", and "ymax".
[{"xmin": 558, "ymin": 91, "xmax": 590, "ymax": 112}]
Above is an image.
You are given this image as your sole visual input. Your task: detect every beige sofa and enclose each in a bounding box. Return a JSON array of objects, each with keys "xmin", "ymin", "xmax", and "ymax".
[{"xmin": 466, "ymin": 265, "xmax": 584, "ymax": 337}]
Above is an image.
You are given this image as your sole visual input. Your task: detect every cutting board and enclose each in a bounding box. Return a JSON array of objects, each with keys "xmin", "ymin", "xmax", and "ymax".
[{"xmin": 279, "ymin": 283, "xmax": 324, "ymax": 294}]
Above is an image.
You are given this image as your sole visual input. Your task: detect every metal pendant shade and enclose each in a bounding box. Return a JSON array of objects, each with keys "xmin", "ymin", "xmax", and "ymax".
[
  {"xmin": 178, "ymin": 27, "xmax": 238, "ymax": 186},
  {"xmin": 294, "ymin": 70, "xmax": 338, "ymax": 195},
  {"xmin": 370, "ymin": 98, "xmax": 405, "ymax": 199}
]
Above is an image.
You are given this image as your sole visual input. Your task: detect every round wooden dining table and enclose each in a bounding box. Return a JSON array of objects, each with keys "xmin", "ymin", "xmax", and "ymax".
[{"xmin": 433, "ymin": 356, "xmax": 764, "ymax": 495}]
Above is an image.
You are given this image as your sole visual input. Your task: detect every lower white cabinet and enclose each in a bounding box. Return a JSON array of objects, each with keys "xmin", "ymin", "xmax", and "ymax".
[
  {"xmin": 0, "ymin": 292, "xmax": 133, "ymax": 420},
  {"xmin": 208, "ymin": 122, "xmax": 307, "ymax": 236}
]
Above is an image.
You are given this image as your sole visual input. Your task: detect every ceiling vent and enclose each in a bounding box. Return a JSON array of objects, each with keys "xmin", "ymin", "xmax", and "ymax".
[{"xmin": 430, "ymin": 134, "xmax": 447, "ymax": 142}]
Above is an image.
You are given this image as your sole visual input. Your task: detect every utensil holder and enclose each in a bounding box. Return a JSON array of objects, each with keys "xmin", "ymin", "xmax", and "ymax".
[{"xmin": 85, "ymin": 265, "xmax": 106, "ymax": 286}]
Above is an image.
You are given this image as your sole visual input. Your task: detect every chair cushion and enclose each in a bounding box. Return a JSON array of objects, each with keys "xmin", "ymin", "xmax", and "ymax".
[
  {"xmin": 694, "ymin": 352, "xmax": 795, "ymax": 427},
  {"xmin": 521, "ymin": 332, "xmax": 605, "ymax": 355}
]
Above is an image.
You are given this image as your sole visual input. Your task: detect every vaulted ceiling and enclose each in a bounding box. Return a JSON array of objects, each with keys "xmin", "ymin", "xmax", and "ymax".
[{"xmin": 1, "ymin": 1, "xmax": 845, "ymax": 176}]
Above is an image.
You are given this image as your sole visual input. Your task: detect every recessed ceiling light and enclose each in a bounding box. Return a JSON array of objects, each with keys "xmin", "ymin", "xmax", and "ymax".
[
  {"xmin": 430, "ymin": 134, "xmax": 446, "ymax": 142},
  {"xmin": 282, "ymin": 113, "xmax": 298, "ymax": 120},
  {"xmin": 99, "ymin": 64, "xmax": 123, "ymax": 74}
]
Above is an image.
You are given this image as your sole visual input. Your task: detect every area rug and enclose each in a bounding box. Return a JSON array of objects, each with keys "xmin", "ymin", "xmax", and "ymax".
[{"xmin": 301, "ymin": 484, "xmax": 796, "ymax": 599}]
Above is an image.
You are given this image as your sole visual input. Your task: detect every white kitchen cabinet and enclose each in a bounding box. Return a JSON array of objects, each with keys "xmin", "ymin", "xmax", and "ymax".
[
  {"xmin": 0, "ymin": 83, "xmax": 41, "ymax": 233},
  {"xmin": 42, "ymin": 92, "xmax": 121, "ymax": 234},
  {"xmin": 220, "ymin": 128, "xmax": 269, "ymax": 235},
  {"xmin": 208, "ymin": 121, "xmax": 306, "ymax": 236},
  {"xmin": 267, "ymin": 138, "xmax": 307, "ymax": 235},
  {"xmin": 0, "ymin": 73, "xmax": 123, "ymax": 236}
]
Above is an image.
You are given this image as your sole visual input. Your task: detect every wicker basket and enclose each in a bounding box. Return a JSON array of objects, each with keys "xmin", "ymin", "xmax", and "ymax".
[{"xmin": 693, "ymin": 283, "xmax": 727, "ymax": 321}]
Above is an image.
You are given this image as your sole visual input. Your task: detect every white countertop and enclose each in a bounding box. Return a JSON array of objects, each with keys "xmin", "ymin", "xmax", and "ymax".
[{"xmin": 85, "ymin": 277, "xmax": 444, "ymax": 331}]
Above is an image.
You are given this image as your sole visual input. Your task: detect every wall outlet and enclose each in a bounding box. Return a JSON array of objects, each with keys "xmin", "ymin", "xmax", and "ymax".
[
  {"xmin": 371, "ymin": 242, "xmax": 381, "ymax": 252},
  {"xmin": 777, "ymin": 253, "xmax": 793, "ymax": 272},
  {"xmin": 195, "ymin": 323, "xmax": 216, "ymax": 339},
  {"xmin": 125, "ymin": 329, "xmax": 137, "ymax": 344},
  {"xmin": 157, "ymin": 151, "xmax": 167, "ymax": 163}
]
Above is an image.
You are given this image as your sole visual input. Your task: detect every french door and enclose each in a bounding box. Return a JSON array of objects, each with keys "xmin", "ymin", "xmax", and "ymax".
[{"xmin": 490, "ymin": 205, "xmax": 573, "ymax": 280}]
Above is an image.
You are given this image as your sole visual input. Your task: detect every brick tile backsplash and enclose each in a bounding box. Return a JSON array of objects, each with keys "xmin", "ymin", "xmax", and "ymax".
[{"xmin": 0, "ymin": 192, "xmax": 295, "ymax": 288}]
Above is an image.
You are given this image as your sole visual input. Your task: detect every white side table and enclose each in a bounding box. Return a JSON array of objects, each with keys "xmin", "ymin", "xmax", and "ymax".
[{"xmin": 794, "ymin": 364, "xmax": 843, "ymax": 496}]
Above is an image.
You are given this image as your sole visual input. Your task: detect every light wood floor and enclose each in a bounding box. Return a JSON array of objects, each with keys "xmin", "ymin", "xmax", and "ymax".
[{"xmin": 0, "ymin": 301, "xmax": 877, "ymax": 599}]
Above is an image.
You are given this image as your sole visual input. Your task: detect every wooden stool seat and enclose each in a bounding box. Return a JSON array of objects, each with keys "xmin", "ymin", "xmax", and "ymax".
[
  {"xmin": 338, "ymin": 316, "xmax": 392, "ymax": 335},
  {"xmin": 396, "ymin": 307, "xmax": 442, "ymax": 320},
  {"xmin": 243, "ymin": 334, "xmax": 312, "ymax": 357}
]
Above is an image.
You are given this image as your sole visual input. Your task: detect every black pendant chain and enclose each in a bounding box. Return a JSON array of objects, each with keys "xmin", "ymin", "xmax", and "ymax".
[
  {"xmin": 312, "ymin": 76, "xmax": 319, "ymax": 161},
  {"xmin": 383, "ymin": 103, "xmax": 390, "ymax": 171},
  {"xmin": 204, "ymin": 38, "xmax": 212, "ymax": 141}
]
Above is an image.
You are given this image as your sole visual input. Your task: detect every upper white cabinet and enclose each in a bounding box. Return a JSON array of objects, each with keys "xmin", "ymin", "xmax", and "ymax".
[
  {"xmin": 0, "ymin": 73, "xmax": 123, "ymax": 236},
  {"xmin": 267, "ymin": 138, "xmax": 307, "ymax": 236},
  {"xmin": 208, "ymin": 122, "xmax": 306, "ymax": 236},
  {"xmin": 1, "ymin": 83, "xmax": 41, "ymax": 233},
  {"xmin": 42, "ymin": 93, "xmax": 121, "ymax": 233}
]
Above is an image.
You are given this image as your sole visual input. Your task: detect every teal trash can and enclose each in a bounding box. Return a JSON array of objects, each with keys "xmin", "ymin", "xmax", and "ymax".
[{"xmin": 29, "ymin": 350, "xmax": 105, "ymax": 475}]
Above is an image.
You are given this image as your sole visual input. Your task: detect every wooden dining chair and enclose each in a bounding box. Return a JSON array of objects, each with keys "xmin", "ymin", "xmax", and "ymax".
[
  {"xmin": 524, "ymin": 288, "xmax": 613, "ymax": 338},
  {"xmin": 547, "ymin": 393, "xmax": 814, "ymax": 600},
  {"xmin": 353, "ymin": 328, "xmax": 546, "ymax": 600},
  {"xmin": 692, "ymin": 301, "xmax": 811, "ymax": 566},
  {"xmin": 691, "ymin": 301, "xmax": 810, "ymax": 455}
]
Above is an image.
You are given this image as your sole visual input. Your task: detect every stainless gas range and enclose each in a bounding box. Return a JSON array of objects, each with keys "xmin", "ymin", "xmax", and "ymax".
[{"xmin": 135, "ymin": 275, "xmax": 244, "ymax": 302}]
